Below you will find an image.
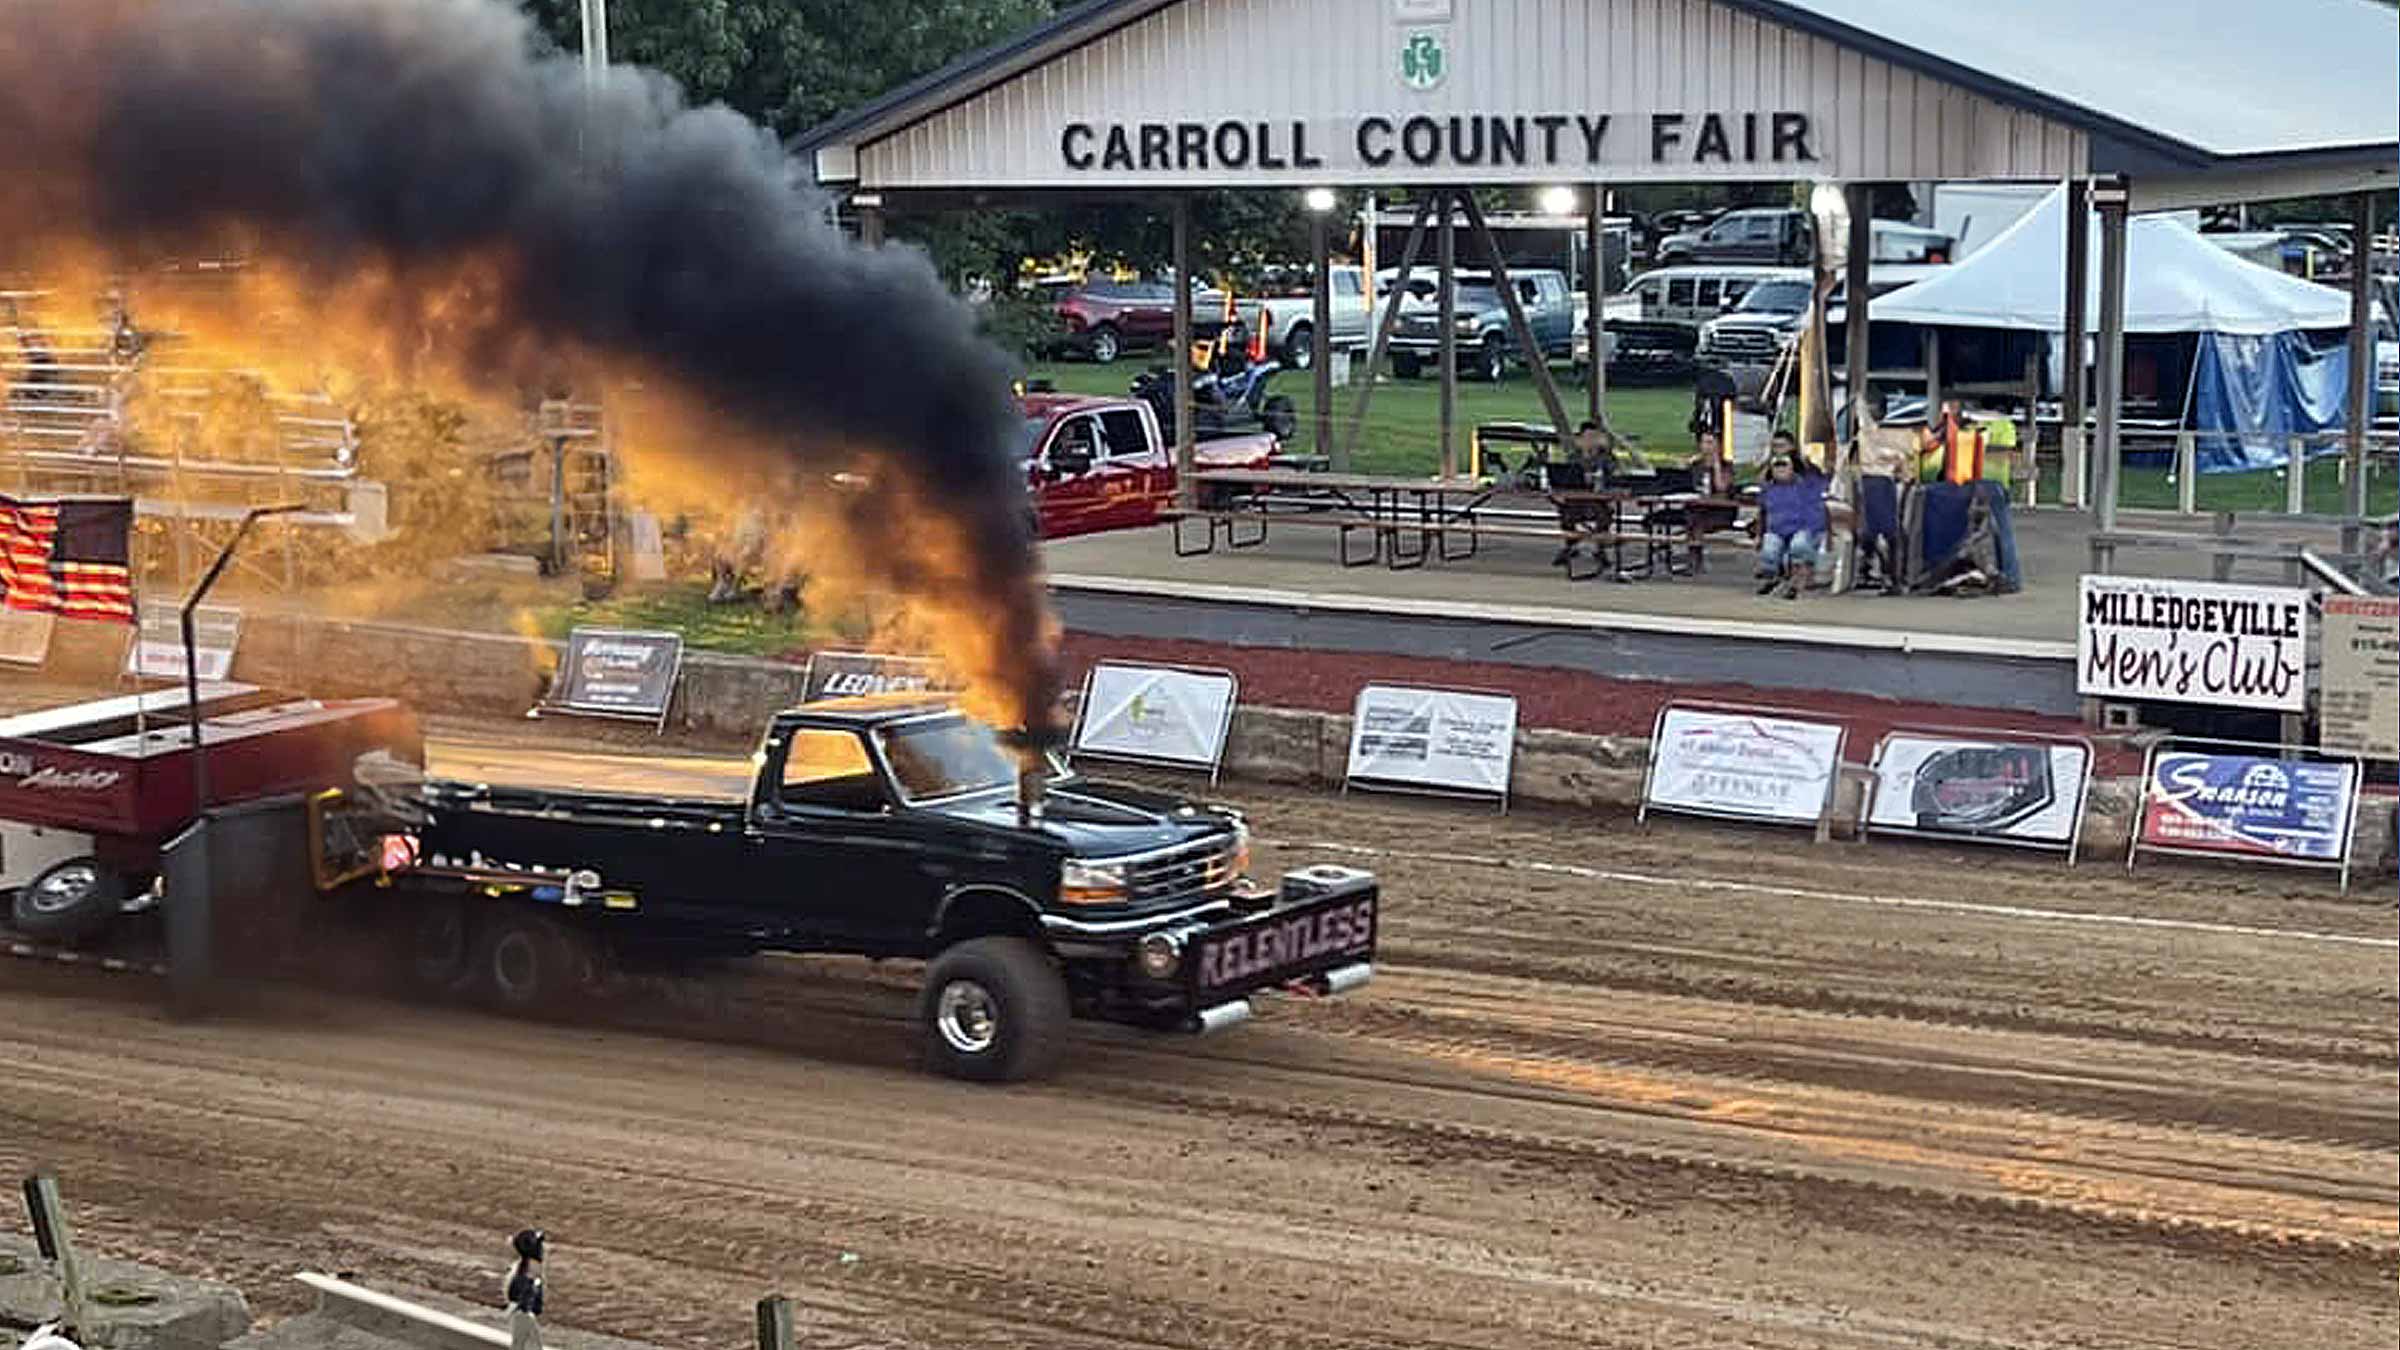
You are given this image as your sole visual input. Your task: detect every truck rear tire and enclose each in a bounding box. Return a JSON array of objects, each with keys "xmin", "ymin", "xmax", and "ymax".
[
  {"xmin": 1391, "ymin": 352, "xmax": 1423, "ymax": 379},
  {"xmin": 407, "ymin": 899, "xmax": 474, "ymax": 994},
  {"xmin": 10, "ymin": 858, "xmax": 122, "ymax": 945},
  {"xmin": 474, "ymin": 911, "xmax": 599, "ymax": 1015},
  {"xmin": 1087, "ymin": 323, "xmax": 1122, "ymax": 364},
  {"xmin": 918, "ymin": 936, "xmax": 1068, "ymax": 1082},
  {"xmin": 1282, "ymin": 323, "xmax": 1314, "ymax": 369}
]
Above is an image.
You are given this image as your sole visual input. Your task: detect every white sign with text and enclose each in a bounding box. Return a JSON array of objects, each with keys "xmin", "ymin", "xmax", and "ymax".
[
  {"xmin": 1073, "ymin": 662, "xmax": 1237, "ymax": 774},
  {"xmin": 2077, "ymin": 576, "xmax": 2306, "ymax": 713},
  {"xmin": 1646, "ymin": 707, "xmax": 1844, "ymax": 825},
  {"xmin": 125, "ymin": 601, "xmax": 243, "ymax": 683},
  {"xmin": 1345, "ymin": 685, "xmax": 1517, "ymax": 800}
]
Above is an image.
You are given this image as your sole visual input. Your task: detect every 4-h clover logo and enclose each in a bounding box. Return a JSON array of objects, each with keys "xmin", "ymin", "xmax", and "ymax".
[{"xmin": 1399, "ymin": 29, "xmax": 1446, "ymax": 91}]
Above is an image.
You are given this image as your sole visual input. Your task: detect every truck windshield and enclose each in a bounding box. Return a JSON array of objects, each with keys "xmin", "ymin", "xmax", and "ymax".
[
  {"xmin": 1735, "ymin": 281, "xmax": 1812, "ymax": 314},
  {"xmin": 876, "ymin": 716, "xmax": 1045, "ymax": 801},
  {"xmin": 1013, "ymin": 416, "xmax": 1050, "ymax": 463}
]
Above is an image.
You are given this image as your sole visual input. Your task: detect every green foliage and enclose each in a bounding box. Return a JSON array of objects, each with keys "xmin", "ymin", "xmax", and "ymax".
[{"xmin": 531, "ymin": 580, "xmax": 842, "ymax": 655}]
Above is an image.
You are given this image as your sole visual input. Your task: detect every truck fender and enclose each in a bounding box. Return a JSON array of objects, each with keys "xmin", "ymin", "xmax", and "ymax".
[{"xmin": 928, "ymin": 884, "xmax": 1047, "ymax": 946}]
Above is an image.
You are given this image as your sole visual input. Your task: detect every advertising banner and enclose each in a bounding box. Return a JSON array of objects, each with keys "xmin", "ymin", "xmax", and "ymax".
[
  {"xmin": 2319, "ymin": 596, "xmax": 2398, "ymax": 762},
  {"xmin": 2137, "ymin": 751, "xmax": 2358, "ymax": 864},
  {"xmin": 1345, "ymin": 685, "xmax": 1517, "ymax": 801},
  {"xmin": 1072, "ymin": 662, "xmax": 1236, "ymax": 777},
  {"xmin": 125, "ymin": 601, "xmax": 242, "ymax": 682},
  {"xmin": 1645, "ymin": 706, "xmax": 1843, "ymax": 825},
  {"xmin": 800, "ymin": 651, "xmax": 948, "ymax": 703},
  {"xmin": 2077, "ymin": 575, "xmax": 2306, "ymax": 712},
  {"xmin": 1866, "ymin": 734, "xmax": 2090, "ymax": 849},
  {"xmin": 548, "ymin": 627, "xmax": 682, "ymax": 723}
]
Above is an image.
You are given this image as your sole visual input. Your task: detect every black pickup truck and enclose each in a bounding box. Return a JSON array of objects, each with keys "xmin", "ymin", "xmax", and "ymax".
[{"xmin": 391, "ymin": 694, "xmax": 1377, "ymax": 1081}]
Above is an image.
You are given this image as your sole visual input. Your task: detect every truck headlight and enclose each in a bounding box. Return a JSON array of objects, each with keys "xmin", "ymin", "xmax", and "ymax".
[
  {"xmin": 1060, "ymin": 858, "xmax": 1128, "ymax": 905},
  {"xmin": 1135, "ymin": 931, "xmax": 1182, "ymax": 979}
]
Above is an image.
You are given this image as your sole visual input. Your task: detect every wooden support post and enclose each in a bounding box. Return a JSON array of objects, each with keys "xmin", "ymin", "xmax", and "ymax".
[
  {"xmin": 1844, "ymin": 184, "xmax": 1873, "ymax": 459},
  {"xmin": 1341, "ymin": 196, "xmax": 1433, "ymax": 472},
  {"xmin": 755, "ymin": 1296, "xmax": 796, "ymax": 1350},
  {"xmin": 22, "ymin": 1174, "xmax": 92, "ymax": 1339},
  {"xmin": 2288, "ymin": 433, "xmax": 2308, "ymax": 514},
  {"xmin": 1171, "ymin": 196, "xmax": 1194, "ymax": 505},
  {"xmin": 2062, "ymin": 179, "xmax": 2090, "ymax": 456},
  {"xmin": 1311, "ymin": 207, "xmax": 1333, "ymax": 461},
  {"xmin": 1438, "ymin": 190, "xmax": 1457, "ymax": 481},
  {"xmin": 2090, "ymin": 183, "xmax": 2130, "ymax": 575},
  {"xmin": 856, "ymin": 204, "xmax": 884, "ymax": 248},
  {"xmin": 1585, "ymin": 184, "xmax": 1607, "ymax": 428},
  {"xmin": 1458, "ymin": 193, "xmax": 1573, "ymax": 447},
  {"xmin": 2344, "ymin": 191, "xmax": 2374, "ymax": 555},
  {"xmin": 2175, "ymin": 432, "xmax": 2197, "ymax": 514},
  {"xmin": 1921, "ymin": 329, "xmax": 1942, "ymax": 424}
]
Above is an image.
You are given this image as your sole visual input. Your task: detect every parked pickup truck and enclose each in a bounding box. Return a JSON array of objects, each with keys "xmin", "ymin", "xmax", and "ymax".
[
  {"xmin": 1387, "ymin": 269, "xmax": 1576, "ymax": 381},
  {"xmin": 1016, "ymin": 392, "xmax": 1277, "ymax": 537},
  {"xmin": 1203, "ymin": 265, "xmax": 1374, "ymax": 370},
  {"xmin": 393, "ymin": 696, "xmax": 1379, "ymax": 1081}
]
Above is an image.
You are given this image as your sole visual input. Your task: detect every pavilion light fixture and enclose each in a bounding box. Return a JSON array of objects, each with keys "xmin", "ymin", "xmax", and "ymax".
[
  {"xmin": 1537, "ymin": 185, "xmax": 1578, "ymax": 216},
  {"xmin": 1303, "ymin": 187, "xmax": 1339, "ymax": 214}
]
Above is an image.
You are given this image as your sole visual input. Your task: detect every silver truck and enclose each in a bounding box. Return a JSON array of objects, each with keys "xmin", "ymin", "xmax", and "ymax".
[{"xmin": 1201, "ymin": 265, "xmax": 1372, "ymax": 369}]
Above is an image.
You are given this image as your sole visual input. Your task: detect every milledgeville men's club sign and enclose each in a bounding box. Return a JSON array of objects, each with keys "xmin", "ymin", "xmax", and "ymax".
[
  {"xmin": 2077, "ymin": 576, "xmax": 2307, "ymax": 714},
  {"xmin": 1059, "ymin": 110, "xmax": 1818, "ymax": 175}
]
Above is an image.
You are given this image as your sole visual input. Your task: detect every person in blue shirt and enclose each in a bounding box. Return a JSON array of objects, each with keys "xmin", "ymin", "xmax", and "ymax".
[{"xmin": 1755, "ymin": 448, "xmax": 1829, "ymax": 599}]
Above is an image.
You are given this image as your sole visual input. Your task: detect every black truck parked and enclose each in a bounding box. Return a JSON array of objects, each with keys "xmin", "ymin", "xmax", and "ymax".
[{"xmin": 388, "ymin": 694, "xmax": 1377, "ymax": 1081}]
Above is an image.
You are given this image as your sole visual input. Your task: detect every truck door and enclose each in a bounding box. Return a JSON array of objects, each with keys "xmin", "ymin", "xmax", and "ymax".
[
  {"xmin": 748, "ymin": 726, "xmax": 938, "ymax": 951},
  {"xmin": 1095, "ymin": 407, "xmax": 1166, "ymax": 528},
  {"xmin": 1332, "ymin": 268, "xmax": 1366, "ymax": 346},
  {"xmin": 1034, "ymin": 413, "xmax": 1104, "ymax": 537}
]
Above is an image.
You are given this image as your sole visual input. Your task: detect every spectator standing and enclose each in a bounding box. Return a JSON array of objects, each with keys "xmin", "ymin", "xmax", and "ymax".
[
  {"xmin": 1755, "ymin": 450, "xmax": 1829, "ymax": 599},
  {"xmin": 504, "ymin": 1229, "xmax": 546, "ymax": 1350}
]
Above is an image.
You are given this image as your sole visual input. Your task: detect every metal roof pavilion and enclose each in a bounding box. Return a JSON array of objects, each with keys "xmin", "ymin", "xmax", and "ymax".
[{"xmin": 800, "ymin": 0, "xmax": 2398, "ymax": 205}]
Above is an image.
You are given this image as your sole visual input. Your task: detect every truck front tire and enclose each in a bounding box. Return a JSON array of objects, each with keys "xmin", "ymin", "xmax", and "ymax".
[
  {"xmin": 10, "ymin": 858, "xmax": 123, "ymax": 945},
  {"xmin": 919, "ymin": 936, "xmax": 1069, "ymax": 1082}
]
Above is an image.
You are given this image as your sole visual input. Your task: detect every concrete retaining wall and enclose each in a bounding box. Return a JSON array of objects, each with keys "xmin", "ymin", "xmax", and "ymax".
[
  {"xmin": 216, "ymin": 614, "xmax": 2395, "ymax": 877},
  {"xmin": 0, "ymin": 1237, "xmax": 251, "ymax": 1350}
]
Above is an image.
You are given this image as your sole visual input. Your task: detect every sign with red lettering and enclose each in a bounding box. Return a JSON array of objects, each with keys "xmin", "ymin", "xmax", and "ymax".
[{"xmin": 2077, "ymin": 576, "xmax": 2306, "ymax": 713}]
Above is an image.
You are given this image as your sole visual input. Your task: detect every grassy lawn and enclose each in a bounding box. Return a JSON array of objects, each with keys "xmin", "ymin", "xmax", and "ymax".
[
  {"xmin": 1034, "ymin": 357, "xmax": 2398, "ymax": 515},
  {"xmin": 1025, "ymin": 358, "xmax": 1699, "ymax": 477},
  {"xmin": 528, "ymin": 581, "xmax": 832, "ymax": 659}
]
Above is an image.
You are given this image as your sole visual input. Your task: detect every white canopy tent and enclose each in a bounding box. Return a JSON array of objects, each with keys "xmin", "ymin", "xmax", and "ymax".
[{"xmin": 1871, "ymin": 186, "xmax": 2351, "ymax": 335}]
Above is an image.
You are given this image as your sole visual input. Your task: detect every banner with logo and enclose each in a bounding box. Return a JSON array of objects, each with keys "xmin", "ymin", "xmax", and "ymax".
[
  {"xmin": 801, "ymin": 650, "xmax": 948, "ymax": 703},
  {"xmin": 1644, "ymin": 706, "xmax": 1844, "ymax": 826},
  {"xmin": 2077, "ymin": 576, "xmax": 2306, "ymax": 713},
  {"xmin": 545, "ymin": 627, "xmax": 682, "ymax": 724},
  {"xmin": 1866, "ymin": 734, "xmax": 2090, "ymax": 851},
  {"xmin": 1071, "ymin": 662, "xmax": 1236, "ymax": 778},
  {"xmin": 2319, "ymin": 596, "xmax": 2398, "ymax": 762},
  {"xmin": 125, "ymin": 601, "xmax": 243, "ymax": 682},
  {"xmin": 1345, "ymin": 684, "xmax": 1517, "ymax": 803},
  {"xmin": 2136, "ymin": 751, "xmax": 2359, "ymax": 866}
]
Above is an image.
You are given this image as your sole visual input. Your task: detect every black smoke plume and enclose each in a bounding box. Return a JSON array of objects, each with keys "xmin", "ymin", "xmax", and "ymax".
[{"xmin": 0, "ymin": 0, "xmax": 1059, "ymax": 729}]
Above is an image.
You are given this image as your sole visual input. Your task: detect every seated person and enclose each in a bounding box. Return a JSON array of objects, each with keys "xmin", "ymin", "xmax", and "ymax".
[
  {"xmin": 1548, "ymin": 422, "xmax": 1610, "ymax": 566},
  {"xmin": 1755, "ymin": 449, "xmax": 1829, "ymax": 598}
]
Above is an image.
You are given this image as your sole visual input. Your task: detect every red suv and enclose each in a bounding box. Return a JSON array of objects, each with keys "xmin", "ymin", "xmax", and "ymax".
[{"xmin": 1037, "ymin": 278, "xmax": 1182, "ymax": 364}]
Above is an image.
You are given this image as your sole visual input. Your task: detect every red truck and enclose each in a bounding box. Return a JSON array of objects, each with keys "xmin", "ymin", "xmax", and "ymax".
[
  {"xmin": 0, "ymin": 683, "xmax": 420, "ymax": 943},
  {"xmin": 1017, "ymin": 392, "xmax": 1275, "ymax": 538}
]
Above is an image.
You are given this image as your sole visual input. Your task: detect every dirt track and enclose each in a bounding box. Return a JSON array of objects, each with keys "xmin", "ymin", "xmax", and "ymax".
[{"xmin": 2, "ymin": 727, "xmax": 2394, "ymax": 1349}]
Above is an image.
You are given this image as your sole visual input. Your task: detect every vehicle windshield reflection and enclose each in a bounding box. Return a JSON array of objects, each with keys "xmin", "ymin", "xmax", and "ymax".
[{"xmin": 876, "ymin": 717, "xmax": 1062, "ymax": 802}]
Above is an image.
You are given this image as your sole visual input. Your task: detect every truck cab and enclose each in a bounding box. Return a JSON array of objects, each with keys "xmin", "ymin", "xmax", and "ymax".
[{"xmin": 1016, "ymin": 392, "xmax": 1276, "ymax": 537}]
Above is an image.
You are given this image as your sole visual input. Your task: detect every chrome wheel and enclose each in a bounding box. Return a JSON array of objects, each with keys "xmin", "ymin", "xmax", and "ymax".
[
  {"xmin": 26, "ymin": 863, "xmax": 99, "ymax": 914},
  {"xmin": 934, "ymin": 979, "xmax": 999, "ymax": 1055}
]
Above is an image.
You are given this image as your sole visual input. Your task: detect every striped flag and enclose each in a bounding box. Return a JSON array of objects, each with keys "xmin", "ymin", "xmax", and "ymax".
[{"xmin": 0, "ymin": 496, "xmax": 135, "ymax": 623}]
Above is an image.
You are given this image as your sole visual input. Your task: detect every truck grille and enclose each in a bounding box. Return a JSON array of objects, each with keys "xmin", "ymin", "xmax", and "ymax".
[
  {"xmin": 1702, "ymin": 328, "xmax": 1781, "ymax": 360},
  {"xmin": 1125, "ymin": 836, "xmax": 1243, "ymax": 902}
]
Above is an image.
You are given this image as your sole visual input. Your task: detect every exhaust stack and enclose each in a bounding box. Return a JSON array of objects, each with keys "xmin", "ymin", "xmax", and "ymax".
[{"xmin": 997, "ymin": 723, "xmax": 1067, "ymax": 828}]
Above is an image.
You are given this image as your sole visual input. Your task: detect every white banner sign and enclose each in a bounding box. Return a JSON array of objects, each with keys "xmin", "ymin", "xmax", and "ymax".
[
  {"xmin": 1867, "ymin": 735, "xmax": 2090, "ymax": 846},
  {"xmin": 1346, "ymin": 685, "xmax": 1517, "ymax": 798},
  {"xmin": 1073, "ymin": 662, "xmax": 1236, "ymax": 773},
  {"xmin": 2319, "ymin": 596, "xmax": 2398, "ymax": 761},
  {"xmin": 1646, "ymin": 707, "xmax": 1843, "ymax": 824},
  {"xmin": 125, "ymin": 601, "xmax": 242, "ymax": 682},
  {"xmin": 2077, "ymin": 576, "xmax": 2306, "ymax": 713}
]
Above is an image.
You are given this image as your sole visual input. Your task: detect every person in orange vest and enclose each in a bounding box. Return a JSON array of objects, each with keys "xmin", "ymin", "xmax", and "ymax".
[{"xmin": 1916, "ymin": 401, "xmax": 1985, "ymax": 485}]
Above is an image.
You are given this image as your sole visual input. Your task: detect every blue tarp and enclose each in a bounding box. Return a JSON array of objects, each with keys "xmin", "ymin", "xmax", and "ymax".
[{"xmin": 2186, "ymin": 330, "xmax": 2351, "ymax": 472}]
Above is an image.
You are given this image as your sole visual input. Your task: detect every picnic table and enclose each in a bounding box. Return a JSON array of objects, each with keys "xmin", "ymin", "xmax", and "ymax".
[{"xmin": 1175, "ymin": 467, "xmax": 1745, "ymax": 579}]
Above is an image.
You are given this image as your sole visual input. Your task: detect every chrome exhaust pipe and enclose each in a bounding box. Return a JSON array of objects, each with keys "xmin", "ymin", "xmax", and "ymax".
[
  {"xmin": 1192, "ymin": 999, "xmax": 1253, "ymax": 1035},
  {"xmin": 1317, "ymin": 962, "xmax": 1373, "ymax": 996}
]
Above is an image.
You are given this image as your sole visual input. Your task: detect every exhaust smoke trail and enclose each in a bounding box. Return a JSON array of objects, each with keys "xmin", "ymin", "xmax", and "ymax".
[{"xmin": 0, "ymin": 0, "xmax": 1061, "ymax": 730}]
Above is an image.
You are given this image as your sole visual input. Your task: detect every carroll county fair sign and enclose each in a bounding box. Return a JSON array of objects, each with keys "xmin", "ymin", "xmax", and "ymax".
[
  {"xmin": 2077, "ymin": 576, "xmax": 2307, "ymax": 714},
  {"xmin": 1059, "ymin": 111, "xmax": 1817, "ymax": 175}
]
